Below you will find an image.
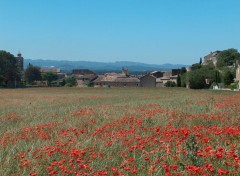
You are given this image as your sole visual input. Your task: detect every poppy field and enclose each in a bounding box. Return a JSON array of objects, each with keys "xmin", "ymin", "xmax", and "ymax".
[{"xmin": 0, "ymin": 87, "xmax": 239, "ymax": 175}]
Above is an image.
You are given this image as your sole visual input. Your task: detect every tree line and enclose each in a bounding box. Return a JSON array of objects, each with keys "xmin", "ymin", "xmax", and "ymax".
[
  {"xmin": 0, "ymin": 50, "xmax": 77, "ymax": 87},
  {"xmin": 174, "ymin": 48, "xmax": 240, "ymax": 89},
  {"xmin": 1, "ymin": 49, "xmax": 240, "ymax": 89}
]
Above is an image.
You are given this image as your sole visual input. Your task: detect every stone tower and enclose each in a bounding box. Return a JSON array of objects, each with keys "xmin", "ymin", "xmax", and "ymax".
[
  {"xmin": 236, "ymin": 61, "xmax": 240, "ymax": 89},
  {"xmin": 15, "ymin": 52, "xmax": 24, "ymax": 71}
]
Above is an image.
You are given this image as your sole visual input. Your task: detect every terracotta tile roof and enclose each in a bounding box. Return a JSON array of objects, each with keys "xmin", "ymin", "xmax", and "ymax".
[
  {"xmin": 114, "ymin": 77, "xmax": 140, "ymax": 83},
  {"xmin": 77, "ymin": 74, "xmax": 98, "ymax": 81},
  {"xmin": 94, "ymin": 75, "xmax": 139, "ymax": 83},
  {"xmin": 40, "ymin": 68, "xmax": 60, "ymax": 73}
]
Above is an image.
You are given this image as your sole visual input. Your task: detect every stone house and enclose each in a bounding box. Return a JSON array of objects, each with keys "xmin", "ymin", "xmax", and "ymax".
[
  {"xmin": 236, "ymin": 61, "xmax": 240, "ymax": 89},
  {"xmin": 15, "ymin": 52, "xmax": 24, "ymax": 72},
  {"xmin": 93, "ymin": 68, "xmax": 140, "ymax": 87},
  {"xmin": 140, "ymin": 69, "xmax": 180, "ymax": 87},
  {"xmin": 40, "ymin": 68, "xmax": 67, "ymax": 79},
  {"xmin": 72, "ymin": 69, "xmax": 97, "ymax": 87},
  {"xmin": 140, "ymin": 75, "xmax": 157, "ymax": 88},
  {"xmin": 203, "ymin": 51, "xmax": 221, "ymax": 66}
]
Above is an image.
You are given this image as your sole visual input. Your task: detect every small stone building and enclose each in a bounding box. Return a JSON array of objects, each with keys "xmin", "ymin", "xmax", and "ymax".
[
  {"xmin": 40, "ymin": 68, "xmax": 67, "ymax": 79},
  {"xmin": 15, "ymin": 52, "xmax": 24, "ymax": 72},
  {"xmin": 140, "ymin": 75, "xmax": 157, "ymax": 87},
  {"xmin": 236, "ymin": 61, "xmax": 240, "ymax": 89},
  {"xmin": 203, "ymin": 51, "xmax": 221, "ymax": 66},
  {"xmin": 140, "ymin": 69, "xmax": 180, "ymax": 87},
  {"xmin": 72, "ymin": 69, "xmax": 97, "ymax": 87},
  {"xmin": 93, "ymin": 68, "xmax": 140, "ymax": 87}
]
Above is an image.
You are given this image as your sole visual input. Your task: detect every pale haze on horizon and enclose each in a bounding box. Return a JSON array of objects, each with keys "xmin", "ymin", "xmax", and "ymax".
[{"xmin": 1, "ymin": 0, "xmax": 240, "ymax": 65}]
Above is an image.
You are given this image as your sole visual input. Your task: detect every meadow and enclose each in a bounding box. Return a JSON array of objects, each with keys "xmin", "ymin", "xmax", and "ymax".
[{"xmin": 0, "ymin": 87, "xmax": 239, "ymax": 176}]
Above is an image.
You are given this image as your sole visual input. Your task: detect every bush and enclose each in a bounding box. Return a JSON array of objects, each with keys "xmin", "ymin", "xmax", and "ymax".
[
  {"xmin": 188, "ymin": 70, "xmax": 206, "ymax": 89},
  {"xmin": 65, "ymin": 77, "xmax": 77, "ymax": 87},
  {"xmin": 187, "ymin": 66, "xmax": 221, "ymax": 89},
  {"xmin": 164, "ymin": 81, "xmax": 176, "ymax": 87},
  {"xmin": 180, "ymin": 73, "xmax": 187, "ymax": 87},
  {"xmin": 223, "ymin": 70, "xmax": 234, "ymax": 86},
  {"xmin": 230, "ymin": 82, "xmax": 238, "ymax": 90},
  {"xmin": 64, "ymin": 83, "xmax": 73, "ymax": 87},
  {"xmin": 42, "ymin": 72, "xmax": 58, "ymax": 86}
]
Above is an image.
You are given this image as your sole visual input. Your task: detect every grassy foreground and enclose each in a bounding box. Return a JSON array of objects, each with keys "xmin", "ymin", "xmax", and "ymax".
[{"xmin": 0, "ymin": 87, "xmax": 239, "ymax": 175}]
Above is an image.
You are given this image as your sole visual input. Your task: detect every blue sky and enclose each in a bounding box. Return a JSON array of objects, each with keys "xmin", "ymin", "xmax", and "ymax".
[{"xmin": 1, "ymin": 0, "xmax": 240, "ymax": 65}]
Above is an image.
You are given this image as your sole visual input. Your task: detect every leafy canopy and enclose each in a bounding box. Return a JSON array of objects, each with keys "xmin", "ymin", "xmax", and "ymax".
[
  {"xmin": 24, "ymin": 64, "xmax": 42, "ymax": 84},
  {"xmin": 0, "ymin": 50, "xmax": 21, "ymax": 86},
  {"xmin": 216, "ymin": 48, "xmax": 240, "ymax": 68},
  {"xmin": 42, "ymin": 72, "xmax": 58, "ymax": 86}
]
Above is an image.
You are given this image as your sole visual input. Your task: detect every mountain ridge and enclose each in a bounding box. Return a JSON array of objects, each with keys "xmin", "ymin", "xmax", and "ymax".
[{"xmin": 24, "ymin": 59, "xmax": 188, "ymax": 74}]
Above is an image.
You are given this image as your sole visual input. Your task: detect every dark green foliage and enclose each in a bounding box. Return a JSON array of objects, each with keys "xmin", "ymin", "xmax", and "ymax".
[
  {"xmin": 0, "ymin": 50, "xmax": 21, "ymax": 87},
  {"xmin": 42, "ymin": 72, "xmax": 58, "ymax": 86},
  {"xmin": 24, "ymin": 64, "xmax": 41, "ymax": 84},
  {"xmin": 180, "ymin": 67, "xmax": 187, "ymax": 75},
  {"xmin": 223, "ymin": 70, "xmax": 234, "ymax": 85},
  {"xmin": 178, "ymin": 67, "xmax": 187, "ymax": 87},
  {"xmin": 85, "ymin": 80, "xmax": 91, "ymax": 87},
  {"xmin": 216, "ymin": 48, "xmax": 240, "ymax": 68},
  {"xmin": 187, "ymin": 65, "xmax": 221, "ymax": 89},
  {"xmin": 191, "ymin": 63, "xmax": 201, "ymax": 70},
  {"xmin": 199, "ymin": 57, "xmax": 202, "ymax": 65},
  {"xmin": 59, "ymin": 79, "xmax": 66, "ymax": 86},
  {"xmin": 177, "ymin": 74, "xmax": 181, "ymax": 87},
  {"xmin": 164, "ymin": 81, "xmax": 176, "ymax": 87},
  {"xmin": 185, "ymin": 135, "xmax": 203, "ymax": 166},
  {"xmin": 64, "ymin": 76, "xmax": 77, "ymax": 87},
  {"xmin": 230, "ymin": 82, "xmax": 238, "ymax": 90},
  {"xmin": 180, "ymin": 73, "xmax": 187, "ymax": 87},
  {"xmin": 188, "ymin": 70, "xmax": 206, "ymax": 89}
]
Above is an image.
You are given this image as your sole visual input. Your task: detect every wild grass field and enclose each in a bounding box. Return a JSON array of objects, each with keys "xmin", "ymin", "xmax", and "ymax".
[{"xmin": 0, "ymin": 87, "xmax": 239, "ymax": 176}]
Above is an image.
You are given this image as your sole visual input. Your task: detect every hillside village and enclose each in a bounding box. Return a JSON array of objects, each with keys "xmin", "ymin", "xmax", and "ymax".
[{"xmin": 0, "ymin": 49, "xmax": 240, "ymax": 89}]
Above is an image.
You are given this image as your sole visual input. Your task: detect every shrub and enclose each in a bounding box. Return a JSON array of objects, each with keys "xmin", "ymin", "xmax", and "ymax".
[
  {"xmin": 64, "ymin": 83, "xmax": 73, "ymax": 87},
  {"xmin": 230, "ymin": 82, "xmax": 238, "ymax": 90},
  {"xmin": 164, "ymin": 81, "xmax": 176, "ymax": 87},
  {"xmin": 65, "ymin": 76, "xmax": 77, "ymax": 87},
  {"xmin": 188, "ymin": 70, "xmax": 206, "ymax": 89},
  {"xmin": 223, "ymin": 70, "xmax": 234, "ymax": 86}
]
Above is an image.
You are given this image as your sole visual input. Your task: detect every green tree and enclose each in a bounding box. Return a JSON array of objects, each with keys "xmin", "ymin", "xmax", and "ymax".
[
  {"xmin": 180, "ymin": 67, "xmax": 187, "ymax": 75},
  {"xmin": 42, "ymin": 72, "xmax": 58, "ymax": 86},
  {"xmin": 187, "ymin": 66, "xmax": 220, "ymax": 89},
  {"xmin": 24, "ymin": 64, "xmax": 42, "ymax": 84},
  {"xmin": 199, "ymin": 57, "xmax": 202, "ymax": 65},
  {"xmin": 164, "ymin": 81, "xmax": 176, "ymax": 87},
  {"xmin": 0, "ymin": 50, "xmax": 21, "ymax": 87},
  {"xmin": 65, "ymin": 76, "xmax": 77, "ymax": 87},
  {"xmin": 180, "ymin": 73, "xmax": 187, "ymax": 87},
  {"xmin": 216, "ymin": 48, "xmax": 240, "ymax": 68},
  {"xmin": 177, "ymin": 74, "xmax": 181, "ymax": 87},
  {"xmin": 223, "ymin": 70, "xmax": 234, "ymax": 85},
  {"xmin": 191, "ymin": 63, "xmax": 201, "ymax": 70},
  {"xmin": 188, "ymin": 70, "xmax": 206, "ymax": 89}
]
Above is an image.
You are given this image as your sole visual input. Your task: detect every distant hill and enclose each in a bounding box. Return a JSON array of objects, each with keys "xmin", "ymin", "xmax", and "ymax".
[{"xmin": 24, "ymin": 59, "xmax": 187, "ymax": 74}]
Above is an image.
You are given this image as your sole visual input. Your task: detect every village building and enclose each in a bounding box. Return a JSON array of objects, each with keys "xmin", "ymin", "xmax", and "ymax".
[
  {"xmin": 202, "ymin": 51, "xmax": 221, "ymax": 66},
  {"xmin": 93, "ymin": 68, "xmax": 140, "ymax": 87},
  {"xmin": 72, "ymin": 69, "xmax": 97, "ymax": 87},
  {"xmin": 236, "ymin": 61, "xmax": 240, "ymax": 89},
  {"xmin": 40, "ymin": 68, "xmax": 67, "ymax": 79},
  {"xmin": 140, "ymin": 74, "xmax": 157, "ymax": 87},
  {"xmin": 140, "ymin": 69, "xmax": 180, "ymax": 87},
  {"xmin": 15, "ymin": 52, "xmax": 24, "ymax": 72}
]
